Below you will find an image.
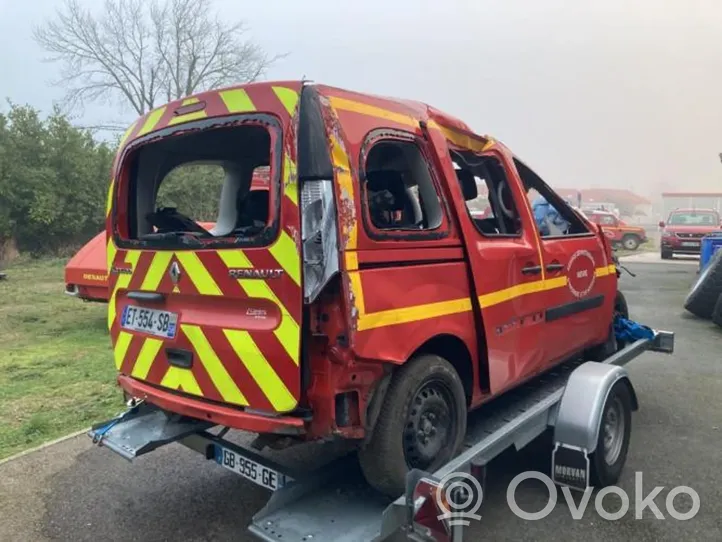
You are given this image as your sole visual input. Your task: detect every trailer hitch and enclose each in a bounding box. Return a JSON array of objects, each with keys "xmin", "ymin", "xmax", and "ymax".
[{"xmin": 91, "ymin": 398, "xmax": 146, "ymax": 445}]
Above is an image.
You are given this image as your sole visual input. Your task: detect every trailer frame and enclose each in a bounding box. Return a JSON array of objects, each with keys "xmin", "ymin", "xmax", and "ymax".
[{"xmin": 88, "ymin": 329, "xmax": 674, "ymax": 542}]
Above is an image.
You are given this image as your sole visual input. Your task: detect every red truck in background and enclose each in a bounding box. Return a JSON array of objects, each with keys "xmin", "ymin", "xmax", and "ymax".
[
  {"xmin": 659, "ymin": 207, "xmax": 722, "ymax": 259},
  {"xmin": 585, "ymin": 210, "xmax": 649, "ymax": 251}
]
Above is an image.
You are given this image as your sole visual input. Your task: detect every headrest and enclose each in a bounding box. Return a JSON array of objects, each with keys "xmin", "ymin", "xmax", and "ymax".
[{"xmin": 455, "ymin": 169, "xmax": 477, "ymax": 201}]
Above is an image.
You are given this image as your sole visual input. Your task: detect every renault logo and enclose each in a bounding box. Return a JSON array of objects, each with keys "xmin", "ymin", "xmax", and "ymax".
[{"xmin": 169, "ymin": 262, "xmax": 181, "ymax": 285}]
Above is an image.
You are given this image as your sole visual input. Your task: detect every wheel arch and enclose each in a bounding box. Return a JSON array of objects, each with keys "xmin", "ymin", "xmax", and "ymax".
[
  {"xmin": 553, "ymin": 361, "xmax": 638, "ymax": 453},
  {"xmin": 409, "ymin": 334, "xmax": 475, "ymax": 405}
]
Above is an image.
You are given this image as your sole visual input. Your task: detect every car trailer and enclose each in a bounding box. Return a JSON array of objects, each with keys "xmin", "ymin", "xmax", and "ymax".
[{"xmin": 89, "ymin": 328, "xmax": 674, "ymax": 542}]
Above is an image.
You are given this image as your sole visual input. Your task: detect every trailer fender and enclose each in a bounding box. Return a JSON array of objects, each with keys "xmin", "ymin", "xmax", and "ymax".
[{"xmin": 553, "ymin": 361, "xmax": 638, "ymax": 454}]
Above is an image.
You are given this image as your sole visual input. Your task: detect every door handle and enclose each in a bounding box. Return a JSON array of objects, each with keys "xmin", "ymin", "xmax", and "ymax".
[
  {"xmin": 521, "ymin": 264, "xmax": 542, "ymax": 275},
  {"xmin": 546, "ymin": 263, "xmax": 565, "ymax": 272}
]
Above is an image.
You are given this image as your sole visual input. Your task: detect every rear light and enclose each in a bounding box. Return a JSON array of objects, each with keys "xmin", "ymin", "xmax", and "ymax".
[{"xmin": 300, "ymin": 178, "xmax": 339, "ymax": 303}]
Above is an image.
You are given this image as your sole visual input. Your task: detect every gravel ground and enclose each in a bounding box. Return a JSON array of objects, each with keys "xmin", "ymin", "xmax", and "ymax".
[{"xmin": 0, "ymin": 260, "xmax": 720, "ymax": 542}]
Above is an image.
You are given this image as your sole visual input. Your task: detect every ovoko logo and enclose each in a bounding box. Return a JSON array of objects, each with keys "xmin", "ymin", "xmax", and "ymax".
[{"xmin": 566, "ymin": 250, "xmax": 596, "ymax": 298}]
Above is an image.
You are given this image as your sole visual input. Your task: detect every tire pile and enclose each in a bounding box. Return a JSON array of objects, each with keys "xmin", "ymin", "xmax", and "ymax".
[{"xmin": 683, "ymin": 248, "xmax": 722, "ymax": 326}]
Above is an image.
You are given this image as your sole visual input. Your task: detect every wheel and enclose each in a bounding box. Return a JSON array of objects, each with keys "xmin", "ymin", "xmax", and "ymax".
[
  {"xmin": 358, "ymin": 354, "xmax": 467, "ymax": 498},
  {"xmin": 684, "ymin": 248, "xmax": 722, "ymax": 318},
  {"xmin": 712, "ymin": 293, "xmax": 722, "ymax": 327},
  {"xmin": 586, "ymin": 290, "xmax": 628, "ymax": 361},
  {"xmin": 589, "ymin": 380, "xmax": 633, "ymax": 487},
  {"xmin": 614, "ymin": 290, "xmax": 629, "ymax": 320},
  {"xmin": 660, "ymin": 249, "xmax": 673, "ymax": 260},
  {"xmin": 622, "ymin": 235, "xmax": 640, "ymax": 251}
]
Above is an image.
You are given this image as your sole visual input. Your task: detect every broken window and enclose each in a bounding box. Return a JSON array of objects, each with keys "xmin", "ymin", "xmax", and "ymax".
[
  {"xmin": 119, "ymin": 124, "xmax": 276, "ymax": 248},
  {"xmin": 362, "ymin": 138, "xmax": 443, "ymax": 233},
  {"xmin": 451, "ymin": 151, "xmax": 523, "ymax": 236}
]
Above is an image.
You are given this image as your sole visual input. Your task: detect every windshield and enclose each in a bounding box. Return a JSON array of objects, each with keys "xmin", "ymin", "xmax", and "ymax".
[{"xmin": 667, "ymin": 212, "xmax": 718, "ymax": 226}]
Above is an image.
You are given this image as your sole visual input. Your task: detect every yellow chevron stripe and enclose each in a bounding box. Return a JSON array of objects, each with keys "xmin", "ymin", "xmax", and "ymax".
[
  {"xmin": 268, "ymin": 231, "xmax": 300, "ymax": 286},
  {"xmin": 223, "ymin": 329, "xmax": 297, "ymax": 412},
  {"xmin": 169, "ymin": 97, "xmax": 208, "ymax": 125},
  {"xmin": 140, "ymin": 251, "xmax": 173, "ymax": 291},
  {"xmin": 272, "ymin": 86, "xmax": 300, "ymax": 116},
  {"xmin": 283, "ymin": 155, "xmax": 298, "ymax": 206},
  {"xmin": 219, "ymin": 89, "xmax": 256, "ymax": 113},
  {"xmin": 160, "ymin": 367, "xmax": 202, "ymax": 396},
  {"xmin": 130, "ymin": 338, "xmax": 163, "ymax": 380},
  {"xmin": 108, "ymin": 250, "xmax": 141, "ymax": 330},
  {"xmin": 218, "ymin": 250, "xmax": 300, "ymax": 365},
  {"xmin": 182, "ymin": 324, "xmax": 248, "ymax": 406},
  {"xmin": 329, "ymin": 135, "xmax": 357, "ymax": 250},
  {"xmin": 106, "ymin": 239, "xmax": 117, "ymax": 274},
  {"xmin": 175, "ymin": 252, "xmax": 222, "ymax": 295},
  {"xmin": 136, "ymin": 107, "xmax": 167, "ymax": 137},
  {"xmin": 113, "ymin": 331, "xmax": 133, "ymax": 370},
  {"xmin": 105, "ymin": 179, "xmax": 115, "ymax": 218},
  {"xmin": 118, "ymin": 120, "xmax": 138, "ymax": 148}
]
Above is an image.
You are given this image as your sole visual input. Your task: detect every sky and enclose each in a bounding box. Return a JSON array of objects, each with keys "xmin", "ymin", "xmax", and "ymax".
[{"xmin": 1, "ymin": 0, "xmax": 722, "ymax": 196}]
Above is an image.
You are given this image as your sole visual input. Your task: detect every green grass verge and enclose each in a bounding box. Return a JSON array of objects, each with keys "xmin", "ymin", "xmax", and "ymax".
[{"xmin": 0, "ymin": 258, "xmax": 122, "ymax": 460}]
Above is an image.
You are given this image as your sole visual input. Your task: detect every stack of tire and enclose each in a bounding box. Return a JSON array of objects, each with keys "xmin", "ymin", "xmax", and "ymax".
[{"xmin": 684, "ymin": 249, "xmax": 722, "ymax": 326}]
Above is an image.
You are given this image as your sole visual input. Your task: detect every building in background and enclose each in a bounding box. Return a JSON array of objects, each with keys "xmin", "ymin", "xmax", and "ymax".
[{"xmin": 661, "ymin": 192, "xmax": 722, "ymax": 218}]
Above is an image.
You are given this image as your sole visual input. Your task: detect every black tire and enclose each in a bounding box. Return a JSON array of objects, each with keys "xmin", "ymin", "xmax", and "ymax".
[
  {"xmin": 358, "ymin": 354, "xmax": 467, "ymax": 498},
  {"xmin": 712, "ymin": 293, "xmax": 722, "ymax": 328},
  {"xmin": 684, "ymin": 248, "xmax": 722, "ymax": 318},
  {"xmin": 661, "ymin": 249, "xmax": 673, "ymax": 260},
  {"xmin": 622, "ymin": 235, "xmax": 640, "ymax": 251},
  {"xmin": 589, "ymin": 380, "xmax": 633, "ymax": 487},
  {"xmin": 586, "ymin": 290, "xmax": 629, "ymax": 361}
]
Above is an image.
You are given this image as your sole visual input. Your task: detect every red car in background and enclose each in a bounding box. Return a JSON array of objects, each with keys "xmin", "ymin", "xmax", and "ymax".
[
  {"xmin": 586, "ymin": 210, "xmax": 649, "ymax": 251},
  {"xmin": 659, "ymin": 208, "xmax": 722, "ymax": 259}
]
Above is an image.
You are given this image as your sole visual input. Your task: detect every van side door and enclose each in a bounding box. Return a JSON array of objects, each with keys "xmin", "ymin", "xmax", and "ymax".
[{"xmin": 514, "ymin": 159, "xmax": 615, "ymax": 364}]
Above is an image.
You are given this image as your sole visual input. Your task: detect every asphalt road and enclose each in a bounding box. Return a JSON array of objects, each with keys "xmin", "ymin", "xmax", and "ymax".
[{"xmin": 1, "ymin": 260, "xmax": 721, "ymax": 542}]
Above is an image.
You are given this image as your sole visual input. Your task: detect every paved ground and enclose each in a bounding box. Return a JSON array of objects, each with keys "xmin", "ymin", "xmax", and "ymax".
[
  {"xmin": 619, "ymin": 251, "xmax": 700, "ymax": 266},
  {"xmin": 1, "ymin": 261, "xmax": 721, "ymax": 542}
]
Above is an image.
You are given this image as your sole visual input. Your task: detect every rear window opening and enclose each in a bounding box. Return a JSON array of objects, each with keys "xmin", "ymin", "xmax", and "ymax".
[{"xmin": 120, "ymin": 123, "xmax": 277, "ymax": 248}]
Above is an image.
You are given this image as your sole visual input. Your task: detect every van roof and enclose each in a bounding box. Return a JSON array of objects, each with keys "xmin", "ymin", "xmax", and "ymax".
[{"xmin": 116, "ymin": 80, "xmax": 494, "ymax": 155}]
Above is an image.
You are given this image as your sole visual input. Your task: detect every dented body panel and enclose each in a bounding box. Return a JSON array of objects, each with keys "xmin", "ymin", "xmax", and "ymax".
[{"xmin": 103, "ymin": 80, "xmax": 618, "ymax": 444}]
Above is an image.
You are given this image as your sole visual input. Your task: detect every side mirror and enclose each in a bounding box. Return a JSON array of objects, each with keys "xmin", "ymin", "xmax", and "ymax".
[{"xmin": 658, "ymin": 220, "xmax": 665, "ymax": 228}]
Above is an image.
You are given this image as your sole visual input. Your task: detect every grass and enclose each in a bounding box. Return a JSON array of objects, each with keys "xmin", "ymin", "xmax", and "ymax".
[{"xmin": 0, "ymin": 258, "xmax": 122, "ymax": 460}]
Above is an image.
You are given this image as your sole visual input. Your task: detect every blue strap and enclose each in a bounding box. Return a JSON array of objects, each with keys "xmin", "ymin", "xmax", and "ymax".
[
  {"xmin": 92, "ymin": 400, "xmax": 144, "ymax": 444},
  {"xmin": 614, "ymin": 315, "xmax": 655, "ymax": 343}
]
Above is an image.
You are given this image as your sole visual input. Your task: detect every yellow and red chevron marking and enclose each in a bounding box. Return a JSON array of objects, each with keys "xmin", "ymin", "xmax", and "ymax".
[{"xmin": 107, "ymin": 232, "xmax": 302, "ymax": 413}]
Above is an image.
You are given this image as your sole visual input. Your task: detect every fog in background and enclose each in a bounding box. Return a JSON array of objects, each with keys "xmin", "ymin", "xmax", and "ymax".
[{"xmin": 1, "ymin": 0, "xmax": 721, "ymax": 196}]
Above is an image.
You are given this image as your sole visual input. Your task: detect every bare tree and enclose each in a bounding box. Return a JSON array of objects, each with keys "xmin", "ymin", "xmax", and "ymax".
[{"xmin": 33, "ymin": 0, "xmax": 286, "ymax": 119}]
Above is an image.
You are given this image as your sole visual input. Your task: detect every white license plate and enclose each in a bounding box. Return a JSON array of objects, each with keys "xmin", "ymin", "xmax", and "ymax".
[
  {"xmin": 215, "ymin": 445, "xmax": 289, "ymax": 491},
  {"xmin": 121, "ymin": 305, "xmax": 178, "ymax": 339},
  {"xmin": 681, "ymin": 241, "xmax": 700, "ymax": 247}
]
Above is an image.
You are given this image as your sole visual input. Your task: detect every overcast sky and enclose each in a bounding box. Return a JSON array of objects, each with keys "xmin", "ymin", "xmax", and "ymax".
[{"xmin": 2, "ymin": 0, "xmax": 722, "ymax": 195}]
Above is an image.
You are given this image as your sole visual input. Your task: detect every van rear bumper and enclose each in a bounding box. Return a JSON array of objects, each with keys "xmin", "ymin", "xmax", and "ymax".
[{"xmin": 117, "ymin": 375, "xmax": 307, "ymax": 435}]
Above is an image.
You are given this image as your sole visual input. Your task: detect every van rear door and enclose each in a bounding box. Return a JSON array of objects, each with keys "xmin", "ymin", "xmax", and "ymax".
[{"xmin": 107, "ymin": 83, "xmax": 303, "ymax": 414}]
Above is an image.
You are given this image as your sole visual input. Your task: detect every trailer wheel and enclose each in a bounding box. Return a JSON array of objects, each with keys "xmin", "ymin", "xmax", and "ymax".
[
  {"xmin": 589, "ymin": 380, "xmax": 632, "ymax": 487},
  {"xmin": 684, "ymin": 248, "xmax": 722, "ymax": 318},
  {"xmin": 358, "ymin": 354, "xmax": 467, "ymax": 498}
]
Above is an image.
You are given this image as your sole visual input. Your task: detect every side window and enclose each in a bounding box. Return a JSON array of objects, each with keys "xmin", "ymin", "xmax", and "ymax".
[
  {"xmin": 362, "ymin": 137, "xmax": 443, "ymax": 233},
  {"xmin": 450, "ymin": 150, "xmax": 522, "ymax": 236},
  {"xmin": 513, "ymin": 158, "xmax": 591, "ymax": 238},
  {"xmin": 600, "ymin": 215, "xmax": 616, "ymax": 226}
]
